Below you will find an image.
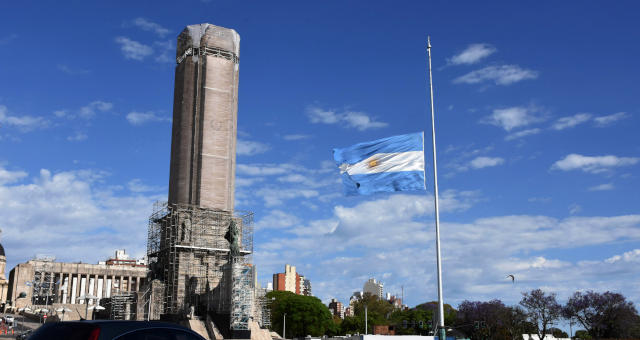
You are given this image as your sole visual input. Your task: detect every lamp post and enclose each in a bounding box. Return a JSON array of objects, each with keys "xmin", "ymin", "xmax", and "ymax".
[
  {"xmin": 364, "ymin": 305, "xmax": 368, "ymax": 335},
  {"xmin": 283, "ymin": 312, "xmax": 286, "ymax": 339},
  {"xmin": 55, "ymin": 307, "xmax": 72, "ymax": 321},
  {"xmin": 88, "ymin": 305, "xmax": 105, "ymax": 320},
  {"xmin": 18, "ymin": 307, "xmax": 31, "ymax": 332},
  {"xmin": 77, "ymin": 295, "xmax": 98, "ymax": 320}
]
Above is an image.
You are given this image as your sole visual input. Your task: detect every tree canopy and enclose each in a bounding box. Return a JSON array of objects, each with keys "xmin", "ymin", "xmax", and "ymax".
[
  {"xmin": 267, "ymin": 290, "xmax": 337, "ymax": 338},
  {"xmin": 520, "ymin": 289, "xmax": 562, "ymax": 340},
  {"xmin": 564, "ymin": 290, "xmax": 640, "ymax": 339}
]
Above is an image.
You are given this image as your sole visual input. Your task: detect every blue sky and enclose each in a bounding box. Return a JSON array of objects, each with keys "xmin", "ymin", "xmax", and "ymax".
[{"xmin": 1, "ymin": 0, "xmax": 639, "ymax": 317}]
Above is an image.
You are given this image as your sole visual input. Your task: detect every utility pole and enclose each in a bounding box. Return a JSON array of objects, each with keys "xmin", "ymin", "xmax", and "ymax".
[{"xmin": 283, "ymin": 312, "xmax": 286, "ymax": 339}]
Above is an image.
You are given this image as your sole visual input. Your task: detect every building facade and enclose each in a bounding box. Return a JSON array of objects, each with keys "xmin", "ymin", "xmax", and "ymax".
[
  {"xmin": 272, "ymin": 264, "xmax": 300, "ymax": 294},
  {"xmin": 7, "ymin": 251, "xmax": 148, "ymax": 317},
  {"xmin": 300, "ymin": 276, "xmax": 312, "ymax": 296},
  {"xmin": 363, "ymin": 278, "xmax": 384, "ymax": 299},
  {"xmin": 272, "ymin": 264, "xmax": 313, "ymax": 296},
  {"xmin": 328, "ymin": 298, "xmax": 344, "ymax": 319}
]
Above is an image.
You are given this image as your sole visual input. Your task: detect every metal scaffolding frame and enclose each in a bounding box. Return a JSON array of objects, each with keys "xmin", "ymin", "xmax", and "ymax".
[
  {"xmin": 31, "ymin": 255, "xmax": 56, "ymax": 307},
  {"xmin": 147, "ymin": 201, "xmax": 253, "ymax": 325},
  {"xmin": 254, "ymin": 287, "xmax": 272, "ymax": 328},
  {"xmin": 110, "ymin": 292, "xmax": 136, "ymax": 320},
  {"xmin": 230, "ymin": 258, "xmax": 253, "ymax": 330}
]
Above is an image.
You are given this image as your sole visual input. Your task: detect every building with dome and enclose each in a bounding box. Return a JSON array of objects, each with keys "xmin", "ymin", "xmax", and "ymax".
[{"xmin": 0, "ymin": 239, "xmax": 9, "ymax": 306}]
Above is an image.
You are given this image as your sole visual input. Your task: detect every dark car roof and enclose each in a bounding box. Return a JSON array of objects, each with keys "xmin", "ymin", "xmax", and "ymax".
[{"xmin": 28, "ymin": 320, "xmax": 206, "ymax": 340}]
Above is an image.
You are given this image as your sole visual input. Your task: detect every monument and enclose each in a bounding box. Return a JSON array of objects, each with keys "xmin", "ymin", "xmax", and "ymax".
[
  {"xmin": 168, "ymin": 23, "xmax": 239, "ymax": 212},
  {"xmin": 147, "ymin": 23, "xmax": 254, "ymax": 338}
]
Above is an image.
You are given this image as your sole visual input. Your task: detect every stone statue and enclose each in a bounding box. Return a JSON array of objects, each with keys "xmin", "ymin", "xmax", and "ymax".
[{"xmin": 224, "ymin": 219, "xmax": 241, "ymax": 257}]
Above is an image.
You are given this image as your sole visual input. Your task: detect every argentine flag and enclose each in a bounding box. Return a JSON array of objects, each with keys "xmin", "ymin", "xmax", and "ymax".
[{"xmin": 333, "ymin": 132, "xmax": 426, "ymax": 196}]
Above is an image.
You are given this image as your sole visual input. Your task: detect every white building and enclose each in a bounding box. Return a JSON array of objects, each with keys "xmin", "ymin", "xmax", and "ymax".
[{"xmin": 363, "ymin": 278, "xmax": 384, "ymax": 299}]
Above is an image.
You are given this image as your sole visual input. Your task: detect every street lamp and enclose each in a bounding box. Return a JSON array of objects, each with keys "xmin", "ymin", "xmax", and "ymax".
[
  {"xmin": 364, "ymin": 305, "xmax": 368, "ymax": 335},
  {"xmin": 88, "ymin": 305, "xmax": 106, "ymax": 320},
  {"xmin": 17, "ymin": 307, "xmax": 31, "ymax": 332},
  {"xmin": 77, "ymin": 295, "xmax": 98, "ymax": 320},
  {"xmin": 56, "ymin": 307, "xmax": 72, "ymax": 321},
  {"xmin": 283, "ymin": 312, "xmax": 287, "ymax": 339}
]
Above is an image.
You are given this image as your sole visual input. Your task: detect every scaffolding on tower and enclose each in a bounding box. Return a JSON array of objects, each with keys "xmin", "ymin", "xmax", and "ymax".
[{"xmin": 146, "ymin": 201, "xmax": 254, "ymax": 324}]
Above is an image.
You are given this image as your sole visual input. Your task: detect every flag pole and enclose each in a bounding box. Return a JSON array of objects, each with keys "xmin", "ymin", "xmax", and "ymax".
[{"xmin": 427, "ymin": 36, "xmax": 446, "ymax": 340}]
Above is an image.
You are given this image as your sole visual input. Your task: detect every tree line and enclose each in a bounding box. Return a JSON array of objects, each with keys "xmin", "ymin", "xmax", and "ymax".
[{"xmin": 267, "ymin": 289, "xmax": 640, "ymax": 339}]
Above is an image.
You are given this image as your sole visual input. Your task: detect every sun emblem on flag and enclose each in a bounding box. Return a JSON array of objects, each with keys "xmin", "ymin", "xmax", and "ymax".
[{"xmin": 368, "ymin": 159, "xmax": 379, "ymax": 168}]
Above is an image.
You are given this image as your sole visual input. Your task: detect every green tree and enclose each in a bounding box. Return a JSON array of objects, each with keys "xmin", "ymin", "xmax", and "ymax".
[
  {"xmin": 267, "ymin": 291, "xmax": 336, "ymax": 338},
  {"xmin": 574, "ymin": 329, "xmax": 592, "ymax": 339},
  {"xmin": 344, "ymin": 292, "xmax": 395, "ymax": 334},
  {"xmin": 501, "ymin": 306, "xmax": 534, "ymax": 340},
  {"xmin": 549, "ymin": 327, "xmax": 568, "ymax": 338},
  {"xmin": 389, "ymin": 308, "xmax": 432, "ymax": 335},
  {"xmin": 340, "ymin": 315, "xmax": 364, "ymax": 334},
  {"xmin": 415, "ymin": 301, "xmax": 457, "ymax": 326}
]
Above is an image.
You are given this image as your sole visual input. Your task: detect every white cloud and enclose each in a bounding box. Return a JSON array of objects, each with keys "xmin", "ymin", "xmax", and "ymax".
[
  {"xmin": 254, "ymin": 188, "xmax": 640, "ymax": 306},
  {"xmin": 445, "ymin": 145, "xmax": 496, "ymax": 173},
  {"xmin": 528, "ymin": 197, "xmax": 552, "ymax": 203},
  {"xmin": 594, "ymin": 112, "xmax": 630, "ymax": 126},
  {"xmin": 127, "ymin": 178, "xmax": 164, "ymax": 193},
  {"xmin": 454, "ymin": 65, "xmax": 538, "ymax": 85},
  {"xmin": 57, "ymin": 64, "xmax": 90, "ymax": 75},
  {"xmin": 0, "ymin": 105, "xmax": 48, "ymax": 131},
  {"xmin": 67, "ymin": 132, "xmax": 88, "ymax": 142},
  {"xmin": 0, "ymin": 167, "xmax": 27, "ymax": 185},
  {"xmin": 448, "ymin": 43, "xmax": 496, "ymax": 65},
  {"xmin": 79, "ymin": 101, "xmax": 113, "ymax": 119},
  {"xmin": 126, "ymin": 111, "xmax": 170, "ymax": 125},
  {"xmin": 505, "ymin": 128, "xmax": 542, "ymax": 141},
  {"xmin": 53, "ymin": 110, "xmax": 68, "ymax": 118},
  {"xmin": 569, "ymin": 203, "xmax": 582, "ymax": 215},
  {"xmin": 153, "ymin": 40, "xmax": 174, "ymax": 64},
  {"xmin": 588, "ymin": 183, "xmax": 614, "ymax": 191},
  {"xmin": 484, "ymin": 106, "xmax": 545, "ymax": 131},
  {"xmin": 255, "ymin": 210, "xmax": 301, "ymax": 230},
  {"xmin": 469, "ymin": 156, "xmax": 504, "ymax": 169},
  {"xmin": 0, "ymin": 168, "xmax": 161, "ymax": 266},
  {"xmin": 306, "ymin": 105, "xmax": 388, "ymax": 131},
  {"xmin": 605, "ymin": 249, "xmax": 640, "ymax": 264},
  {"xmin": 237, "ymin": 139, "xmax": 270, "ymax": 156},
  {"xmin": 342, "ymin": 111, "xmax": 388, "ymax": 130},
  {"xmin": 283, "ymin": 134, "xmax": 311, "ymax": 141},
  {"xmin": 235, "ymin": 177, "xmax": 265, "ymax": 187},
  {"xmin": 552, "ymin": 154, "xmax": 639, "ymax": 174},
  {"xmin": 115, "ymin": 37, "xmax": 154, "ymax": 61},
  {"xmin": 132, "ymin": 18, "xmax": 170, "ymax": 37},
  {"xmin": 236, "ymin": 164, "xmax": 291, "ymax": 176},
  {"xmin": 255, "ymin": 187, "xmax": 319, "ymax": 207},
  {"xmin": 552, "ymin": 113, "xmax": 592, "ymax": 130}
]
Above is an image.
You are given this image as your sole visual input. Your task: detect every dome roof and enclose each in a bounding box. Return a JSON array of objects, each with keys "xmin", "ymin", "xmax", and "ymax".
[{"xmin": 0, "ymin": 243, "xmax": 5, "ymax": 257}]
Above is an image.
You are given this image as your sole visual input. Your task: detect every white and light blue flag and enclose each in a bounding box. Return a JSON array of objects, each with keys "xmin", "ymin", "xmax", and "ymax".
[{"xmin": 333, "ymin": 132, "xmax": 426, "ymax": 196}]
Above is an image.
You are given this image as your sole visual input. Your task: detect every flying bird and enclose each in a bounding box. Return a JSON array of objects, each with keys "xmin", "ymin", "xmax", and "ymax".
[{"xmin": 507, "ymin": 274, "xmax": 515, "ymax": 283}]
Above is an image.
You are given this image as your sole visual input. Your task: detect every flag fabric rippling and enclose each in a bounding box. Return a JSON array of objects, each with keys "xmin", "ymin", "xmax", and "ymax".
[{"xmin": 333, "ymin": 132, "xmax": 426, "ymax": 195}]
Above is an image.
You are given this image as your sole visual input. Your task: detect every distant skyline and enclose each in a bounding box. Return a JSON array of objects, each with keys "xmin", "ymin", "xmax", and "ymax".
[{"xmin": 1, "ymin": 0, "xmax": 638, "ymax": 317}]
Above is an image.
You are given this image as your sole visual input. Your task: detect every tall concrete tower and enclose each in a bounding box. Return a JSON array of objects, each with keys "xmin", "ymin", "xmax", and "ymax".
[
  {"xmin": 168, "ymin": 23, "xmax": 240, "ymax": 212},
  {"xmin": 147, "ymin": 24, "xmax": 255, "ymax": 337}
]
